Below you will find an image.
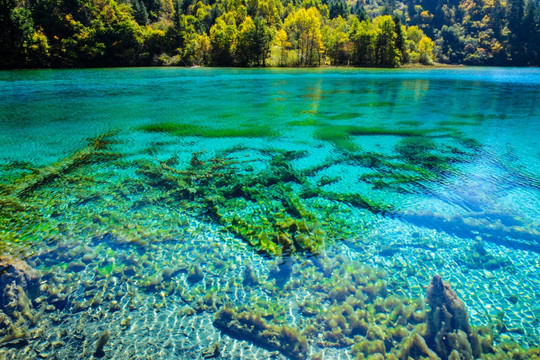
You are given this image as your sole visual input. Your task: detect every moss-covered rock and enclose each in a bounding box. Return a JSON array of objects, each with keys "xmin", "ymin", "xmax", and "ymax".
[{"xmin": 0, "ymin": 257, "xmax": 41, "ymax": 317}]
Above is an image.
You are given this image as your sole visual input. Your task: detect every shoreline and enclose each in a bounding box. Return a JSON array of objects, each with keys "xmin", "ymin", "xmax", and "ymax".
[{"xmin": 0, "ymin": 63, "xmax": 517, "ymax": 71}]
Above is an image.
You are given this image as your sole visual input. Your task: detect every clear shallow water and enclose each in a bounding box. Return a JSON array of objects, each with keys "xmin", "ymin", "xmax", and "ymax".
[{"xmin": 0, "ymin": 68, "xmax": 539, "ymax": 359}]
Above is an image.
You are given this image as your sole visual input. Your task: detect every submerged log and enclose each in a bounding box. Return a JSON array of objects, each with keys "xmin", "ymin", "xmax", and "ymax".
[
  {"xmin": 397, "ymin": 210, "xmax": 540, "ymax": 253},
  {"xmin": 9, "ymin": 132, "xmax": 118, "ymax": 199},
  {"xmin": 0, "ymin": 132, "xmax": 119, "ymax": 218}
]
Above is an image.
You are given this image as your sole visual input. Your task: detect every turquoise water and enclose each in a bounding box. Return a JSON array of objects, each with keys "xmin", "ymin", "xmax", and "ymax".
[{"xmin": 0, "ymin": 68, "xmax": 539, "ymax": 359}]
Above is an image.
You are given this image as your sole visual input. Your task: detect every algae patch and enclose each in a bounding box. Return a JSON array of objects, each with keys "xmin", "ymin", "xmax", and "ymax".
[
  {"xmin": 139, "ymin": 122, "xmax": 276, "ymax": 138},
  {"xmin": 214, "ymin": 306, "xmax": 309, "ymax": 360},
  {"xmin": 314, "ymin": 125, "xmax": 432, "ymax": 152},
  {"xmin": 137, "ymin": 151, "xmax": 364, "ymax": 256}
]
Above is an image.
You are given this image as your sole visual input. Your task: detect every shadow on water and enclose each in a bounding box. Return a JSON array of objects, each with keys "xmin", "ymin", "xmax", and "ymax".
[
  {"xmin": 267, "ymin": 251, "xmax": 294, "ymax": 288},
  {"xmin": 394, "ymin": 211, "xmax": 540, "ymax": 253}
]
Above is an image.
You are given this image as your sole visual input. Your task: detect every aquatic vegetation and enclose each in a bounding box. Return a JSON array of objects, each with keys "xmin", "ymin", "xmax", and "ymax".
[
  {"xmin": 136, "ymin": 151, "xmax": 363, "ymax": 256},
  {"xmin": 0, "ymin": 258, "xmax": 41, "ymax": 324},
  {"xmin": 287, "ymin": 119, "xmax": 318, "ymax": 127},
  {"xmin": 4, "ymin": 132, "xmax": 119, "ymax": 200},
  {"xmin": 0, "ymin": 257, "xmax": 43, "ymax": 347},
  {"xmin": 303, "ymin": 159, "xmax": 340, "ymax": 177},
  {"xmin": 0, "ymin": 257, "xmax": 41, "ymax": 306},
  {"xmin": 94, "ymin": 329, "xmax": 110, "ymax": 358},
  {"xmin": 457, "ymin": 136, "xmax": 482, "ymax": 149},
  {"xmin": 316, "ymin": 175, "xmax": 341, "ymax": 187},
  {"xmin": 219, "ymin": 253, "xmax": 539, "ymax": 359},
  {"xmin": 314, "ymin": 125, "xmax": 433, "ymax": 153},
  {"xmin": 310, "ymin": 124, "xmax": 482, "ymax": 206},
  {"xmin": 0, "ymin": 207, "xmax": 538, "ymax": 360},
  {"xmin": 392, "ymin": 332, "xmax": 440, "ymax": 359},
  {"xmin": 0, "ymin": 132, "xmax": 121, "ymax": 249},
  {"xmin": 138, "ymin": 122, "xmax": 276, "ymax": 138},
  {"xmin": 213, "ymin": 306, "xmax": 309, "ymax": 360},
  {"xmin": 397, "ymin": 120, "xmax": 423, "ymax": 127},
  {"xmin": 347, "ymin": 126, "xmax": 430, "ymax": 138},
  {"xmin": 314, "ymin": 126, "xmax": 359, "ymax": 152},
  {"xmin": 318, "ymin": 191, "xmax": 395, "ymax": 214},
  {"xmin": 202, "ymin": 342, "xmax": 221, "ymax": 359},
  {"xmin": 395, "ymin": 136, "xmax": 453, "ymax": 174},
  {"xmin": 325, "ymin": 112, "xmax": 366, "ymax": 121},
  {"xmin": 187, "ymin": 264, "xmax": 204, "ymax": 283},
  {"xmin": 1, "ymin": 69, "xmax": 539, "ymax": 360},
  {"xmin": 0, "ymin": 321, "xmax": 28, "ymax": 348},
  {"xmin": 264, "ymin": 256, "xmax": 424, "ymax": 351},
  {"xmin": 438, "ymin": 120, "xmax": 478, "ymax": 127},
  {"xmin": 297, "ymin": 300, "xmax": 323, "ymax": 317}
]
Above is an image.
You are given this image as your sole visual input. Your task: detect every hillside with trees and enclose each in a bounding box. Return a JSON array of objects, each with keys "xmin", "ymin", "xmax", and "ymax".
[{"xmin": 1, "ymin": 0, "xmax": 539, "ymax": 68}]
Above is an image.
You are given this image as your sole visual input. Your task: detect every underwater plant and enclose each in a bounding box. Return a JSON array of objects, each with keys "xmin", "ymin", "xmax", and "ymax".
[
  {"xmin": 136, "ymin": 151, "xmax": 364, "ymax": 257},
  {"xmin": 6, "ymin": 132, "xmax": 119, "ymax": 199},
  {"xmin": 94, "ymin": 329, "xmax": 110, "ymax": 358},
  {"xmin": 138, "ymin": 122, "xmax": 276, "ymax": 138},
  {"xmin": 213, "ymin": 306, "xmax": 309, "ymax": 360},
  {"xmin": 1, "ymin": 125, "xmax": 538, "ymax": 360}
]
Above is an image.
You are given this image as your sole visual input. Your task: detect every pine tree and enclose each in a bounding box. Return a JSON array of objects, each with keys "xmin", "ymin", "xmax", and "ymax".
[
  {"xmin": 393, "ymin": 15, "xmax": 406, "ymax": 63},
  {"xmin": 507, "ymin": 0, "xmax": 525, "ymax": 36},
  {"xmin": 490, "ymin": 0, "xmax": 504, "ymax": 37},
  {"xmin": 133, "ymin": 0, "xmax": 149, "ymax": 25}
]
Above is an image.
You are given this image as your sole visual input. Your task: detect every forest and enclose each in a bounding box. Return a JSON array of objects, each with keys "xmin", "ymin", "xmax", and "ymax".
[{"xmin": 1, "ymin": 0, "xmax": 539, "ymax": 68}]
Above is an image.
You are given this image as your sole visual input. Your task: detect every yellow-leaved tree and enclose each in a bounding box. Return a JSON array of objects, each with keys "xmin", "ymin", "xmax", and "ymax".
[
  {"xmin": 418, "ymin": 36, "xmax": 435, "ymax": 65},
  {"xmin": 283, "ymin": 7, "xmax": 323, "ymax": 66},
  {"xmin": 273, "ymin": 29, "xmax": 291, "ymax": 66}
]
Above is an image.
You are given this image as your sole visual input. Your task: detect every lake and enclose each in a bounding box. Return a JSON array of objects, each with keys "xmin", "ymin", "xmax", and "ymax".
[{"xmin": 0, "ymin": 68, "xmax": 539, "ymax": 359}]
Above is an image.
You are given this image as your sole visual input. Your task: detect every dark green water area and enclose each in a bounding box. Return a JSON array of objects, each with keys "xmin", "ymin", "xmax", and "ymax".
[{"xmin": 0, "ymin": 68, "xmax": 539, "ymax": 359}]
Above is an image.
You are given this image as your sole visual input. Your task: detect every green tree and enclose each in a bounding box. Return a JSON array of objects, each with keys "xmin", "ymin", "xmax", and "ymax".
[
  {"xmin": 193, "ymin": 32, "xmax": 211, "ymax": 65},
  {"xmin": 323, "ymin": 16, "xmax": 350, "ymax": 65},
  {"xmin": 0, "ymin": 1, "xmax": 29, "ymax": 67},
  {"xmin": 507, "ymin": 0, "xmax": 525, "ymax": 36},
  {"xmin": 522, "ymin": 0, "xmax": 540, "ymax": 65},
  {"xmin": 133, "ymin": 0, "xmax": 149, "ymax": 25},
  {"xmin": 183, "ymin": 31, "xmax": 211, "ymax": 65},
  {"xmin": 436, "ymin": 24, "xmax": 466, "ymax": 64},
  {"xmin": 393, "ymin": 15, "xmax": 407, "ymax": 63},
  {"xmin": 353, "ymin": 4, "xmax": 368, "ymax": 22},
  {"xmin": 141, "ymin": 26, "xmax": 167, "ymax": 63},
  {"xmin": 490, "ymin": 0, "xmax": 504, "ymax": 37},
  {"xmin": 328, "ymin": 0, "xmax": 349, "ymax": 19},
  {"xmin": 349, "ymin": 17, "xmax": 376, "ymax": 66},
  {"xmin": 0, "ymin": 3, "xmax": 50, "ymax": 68},
  {"xmin": 0, "ymin": 0, "xmax": 19, "ymax": 67},
  {"xmin": 246, "ymin": 0, "xmax": 282, "ymax": 25},
  {"xmin": 507, "ymin": 0, "xmax": 526, "ymax": 63},
  {"xmin": 210, "ymin": 12, "xmax": 237, "ymax": 65},
  {"xmin": 250, "ymin": 16, "xmax": 273, "ymax": 65},
  {"xmin": 2, "ymin": 0, "xmax": 539, "ymax": 67},
  {"xmin": 374, "ymin": 15, "xmax": 400, "ymax": 67},
  {"xmin": 236, "ymin": 16, "xmax": 256, "ymax": 65}
]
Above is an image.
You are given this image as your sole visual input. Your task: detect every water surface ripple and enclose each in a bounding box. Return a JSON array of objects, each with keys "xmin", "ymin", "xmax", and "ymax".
[{"xmin": 0, "ymin": 68, "xmax": 539, "ymax": 359}]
